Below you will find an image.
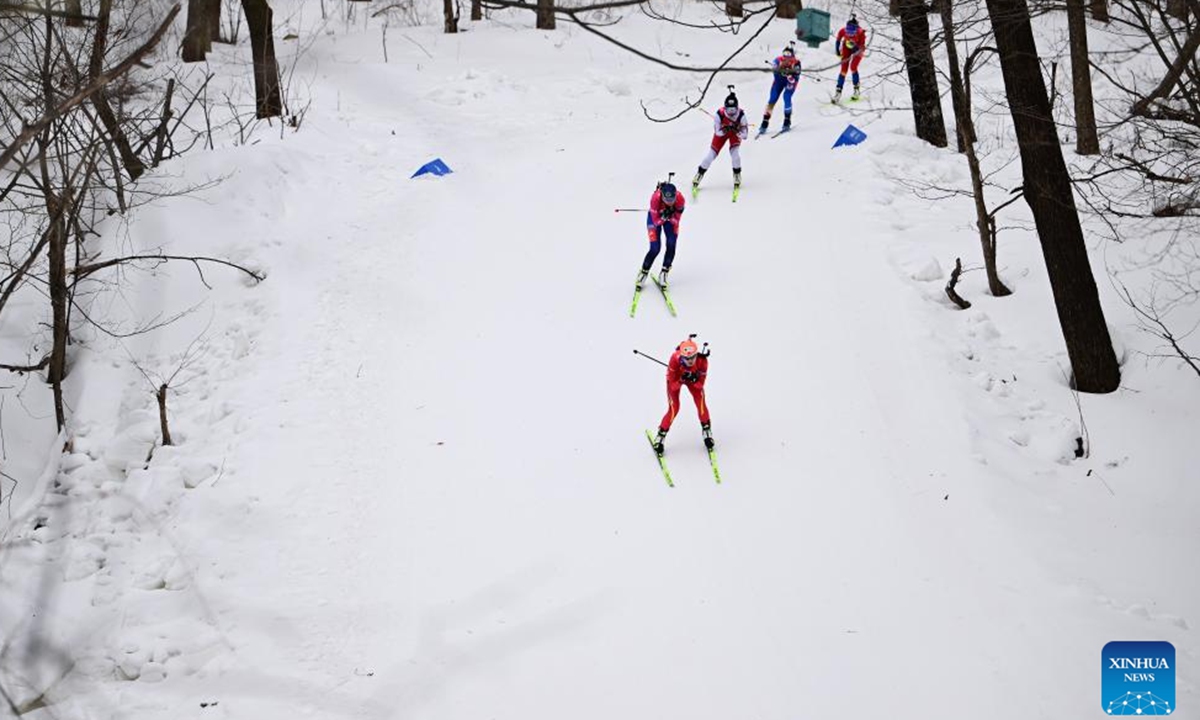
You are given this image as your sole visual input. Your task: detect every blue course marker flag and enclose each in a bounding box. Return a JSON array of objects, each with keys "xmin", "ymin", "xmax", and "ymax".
[
  {"xmin": 411, "ymin": 158, "xmax": 453, "ymax": 178},
  {"xmin": 832, "ymin": 124, "xmax": 867, "ymax": 149}
]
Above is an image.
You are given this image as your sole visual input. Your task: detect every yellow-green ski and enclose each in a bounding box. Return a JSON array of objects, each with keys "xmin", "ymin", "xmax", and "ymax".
[
  {"xmin": 708, "ymin": 445, "xmax": 722, "ymax": 484},
  {"xmin": 646, "ymin": 430, "xmax": 674, "ymax": 487},
  {"xmin": 651, "ymin": 276, "xmax": 677, "ymax": 317}
]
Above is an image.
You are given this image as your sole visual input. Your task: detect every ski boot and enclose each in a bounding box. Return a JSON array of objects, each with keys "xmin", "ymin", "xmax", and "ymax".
[
  {"xmin": 782, "ymin": 111, "xmax": 792, "ymax": 131},
  {"xmin": 832, "ymin": 88, "xmax": 843, "ymax": 104},
  {"xmin": 657, "ymin": 266, "xmax": 671, "ymax": 289},
  {"xmin": 692, "ymin": 167, "xmax": 706, "ymax": 194},
  {"xmin": 701, "ymin": 423, "xmax": 715, "ymax": 450},
  {"xmin": 653, "ymin": 428, "xmax": 667, "ymax": 455},
  {"xmin": 851, "ymin": 84, "xmax": 861, "ymax": 102},
  {"xmin": 733, "ymin": 169, "xmax": 742, "ymax": 190},
  {"xmin": 636, "ymin": 267, "xmax": 649, "ymax": 290},
  {"xmin": 758, "ymin": 114, "xmax": 770, "ymax": 135}
]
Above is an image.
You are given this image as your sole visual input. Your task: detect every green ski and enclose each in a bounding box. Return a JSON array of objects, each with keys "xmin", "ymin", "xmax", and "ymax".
[
  {"xmin": 732, "ymin": 184, "xmax": 741, "ymax": 203},
  {"xmin": 646, "ymin": 430, "xmax": 674, "ymax": 487},
  {"xmin": 651, "ymin": 276, "xmax": 677, "ymax": 316},
  {"xmin": 707, "ymin": 445, "xmax": 722, "ymax": 484},
  {"xmin": 630, "ymin": 283, "xmax": 643, "ymax": 317}
]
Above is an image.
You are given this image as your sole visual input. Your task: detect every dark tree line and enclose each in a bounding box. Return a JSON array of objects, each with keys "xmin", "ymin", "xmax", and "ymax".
[
  {"xmin": 180, "ymin": 0, "xmax": 282, "ymax": 118},
  {"xmin": 883, "ymin": 0, "xmax": 1122, "ymax": 390}
]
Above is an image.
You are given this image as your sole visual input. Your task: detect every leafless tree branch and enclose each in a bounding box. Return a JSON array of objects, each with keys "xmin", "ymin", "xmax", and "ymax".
[{"xmin": 0, "ymin": 4, "xmax": 181, "ymax": 171}]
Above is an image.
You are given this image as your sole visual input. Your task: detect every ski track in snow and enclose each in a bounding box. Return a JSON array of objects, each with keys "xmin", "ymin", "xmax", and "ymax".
[{"xmin": 1, "ymin": 5, "xmax": 1197, "ymax": 719}]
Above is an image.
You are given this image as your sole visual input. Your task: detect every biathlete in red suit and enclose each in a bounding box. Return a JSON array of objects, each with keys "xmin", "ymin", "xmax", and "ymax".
[
  {"xmin": 651, "ymin": 336, "xmax": 714, "ymax": 454},
  {"xmin": 637, "ymin": 180, "xmax": 685, "ymax": 289},
  {"xmin": 691, "ymin": 88, "xmax": 749, "ymax": 194},
  {"xmin": 834, "ymin": 15, "xmax": 867, "ymax": 102}
]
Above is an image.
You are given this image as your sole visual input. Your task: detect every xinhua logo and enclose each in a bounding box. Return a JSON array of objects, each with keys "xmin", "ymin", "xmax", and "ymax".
[{"xmin": 1103, "ymin": 641, "xmax": 1175, "ymax": 715}]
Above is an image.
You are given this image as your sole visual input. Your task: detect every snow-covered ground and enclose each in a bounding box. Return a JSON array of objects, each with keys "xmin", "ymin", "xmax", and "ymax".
[{"xmin": 2, "ymin": 2, "xmax": 1197, "ymax": 719}]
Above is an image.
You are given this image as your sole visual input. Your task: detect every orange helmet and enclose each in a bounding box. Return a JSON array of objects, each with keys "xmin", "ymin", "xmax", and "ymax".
[{"xmin": 677, "ymin": 339, "xmax": 699, "ymax": 358}]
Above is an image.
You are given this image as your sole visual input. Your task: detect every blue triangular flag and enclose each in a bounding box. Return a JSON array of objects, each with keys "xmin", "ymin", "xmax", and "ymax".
[
  {"xmin": 411, "ymin": 158, "xmax": 453, "ymax": 178},
  {"xmin": 832, "ymin": 124, "xmax": 867, "ymax": 148}
]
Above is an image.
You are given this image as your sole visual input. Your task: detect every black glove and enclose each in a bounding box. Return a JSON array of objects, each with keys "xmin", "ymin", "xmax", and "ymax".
[{"xmin": 682, "ymin": 371, "xmax": 698, "ymax": 383}]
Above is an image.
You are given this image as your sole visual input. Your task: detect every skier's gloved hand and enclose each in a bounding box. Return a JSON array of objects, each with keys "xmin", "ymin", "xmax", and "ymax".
[{"xmin": 682, "ymin": 371, "xmax": 698, "ymax": 383}]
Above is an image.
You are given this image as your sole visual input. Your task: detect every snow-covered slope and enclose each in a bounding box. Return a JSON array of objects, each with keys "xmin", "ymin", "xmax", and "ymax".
[{"xmin": 1, "ymin": 3, "xmax": 1196, "ymax": 719}]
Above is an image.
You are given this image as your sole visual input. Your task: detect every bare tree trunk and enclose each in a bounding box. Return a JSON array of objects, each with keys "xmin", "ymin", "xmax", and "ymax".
[
  {"xmin": 776, "ymin": 0, "xmax": 801, "ymax": 20},
  {"xmin": 157, "ymin": 384, "xmax": 173, "ymax": 446},
  {"xmin": 89, "ymin": 0, "xmax": 145, "ymax": 180},
  {"xmin": 65, "ymin": 0, "xmax": 83, "ymax": 26},
  {"xmin": 968, "ymin": 149, "xmax": 1011, "ymax": 296},
  {"xmin": 240, "ymin": 0, "xmax": 283, "ymax": 118},
  {"xmin": 205, "ymin": 0, "xmax": 221, "ymax": 46},
  {"xmin": 1089, "ymin": 0, "xmax": 1109, "ymax": 22},
  {"xmin": 444, "ymin": 0, "xmax": 459, "ymax": 32},
  {"xmin": 726, "ymin": 0, "xmax": 744, "ymax": 17},
  {"xmin": 183, "ymin": 0, "xmax": 210, "ymax": 62},
  {"xmin": 36, "ymin": 15, "xmax": 70, "ymax": 429},
  {"xmin": 1132, "ymin": 23, "xmax": 1200, "ymax": 117},
  {"xmin": 92, "ymin": 99, "xmax": 144, "ymax": 179},
  {"xmin": 48, "ymin": 216, "xmax": 68, "ymax": 431},
  {"xmin": 1165, "ymin": 0, "xmax": 1189, "ymax": 20},
  {"xmin": 1067, "ymin": 0, "xmax": 1099, "ymax": 154},
  {"xmin": 471, "ymin": 0, "xmax": 482, "ymax": 21},
  {"xmin": 537, "ymin": 0, "xmax": 556, "ymax": 28},
  {"xmin": 984, "ymin": 0, "xmax": 1120, "ymax": 392},
  {"xmin": 153, "ymin": 78, "xmax": 177, "ymax": 167},
  {"xmin": 898, "ymin": 0, "xmax": 948, "ymax": 147},
  {"xmin": 938, "ymin": 0, "xmax": 974, "ymax": 151},
  {"xmin": 39, "ymin": 153, "xmax": 69, "ymax": 431},
  {"xmin": 941, "ymin": 0, "xmax": 1009, "ymax": 294}
]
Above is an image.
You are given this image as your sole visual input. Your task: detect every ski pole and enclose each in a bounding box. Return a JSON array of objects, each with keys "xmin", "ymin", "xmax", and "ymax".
[
  {"xmin": 632, "ymin": 349, "xmax": 669, "ymax": 368},
  {"xmin": 614, "ymin": 208, "xmax": 647, "ymax": 213}
]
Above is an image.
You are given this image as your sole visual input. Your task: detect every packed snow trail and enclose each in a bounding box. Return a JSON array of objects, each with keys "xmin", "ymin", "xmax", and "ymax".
[{"xmin": 41, "ymin": 11, "xmax": 1195, "ymax": 720}]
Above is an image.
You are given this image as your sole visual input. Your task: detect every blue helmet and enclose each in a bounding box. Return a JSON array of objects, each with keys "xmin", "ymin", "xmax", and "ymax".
[
  {"xmin": 846, "ymin": 14, "xmax": 858, "ymax": 31},
  {"xmin": 660, "ymin": 183, "xmax": 678, "ymax": 204}
]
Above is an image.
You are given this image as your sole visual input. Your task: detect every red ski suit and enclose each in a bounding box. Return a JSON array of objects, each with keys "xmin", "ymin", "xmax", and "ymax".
[
  {"xmin": 659, "ymin": 351, "xmax": 711, "ymax": 432},
  {"xmin": 836, "ymin": 26, "xmax": 867, "ymax": 75},
  {"xmin": 647, "ymin": 186, "xmax": 685, "ymax": 237}
]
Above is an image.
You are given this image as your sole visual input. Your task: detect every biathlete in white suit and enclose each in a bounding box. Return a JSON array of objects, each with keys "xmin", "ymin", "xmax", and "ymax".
[{"xmin": 691, "ymin": 87, "xmax": 749, "ymax": 195}]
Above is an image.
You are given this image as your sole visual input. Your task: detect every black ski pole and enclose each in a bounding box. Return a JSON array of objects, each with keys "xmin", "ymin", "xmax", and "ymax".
[{"xmin": 632, "ymin": 349, "xmax": 669, "ymax": 368}]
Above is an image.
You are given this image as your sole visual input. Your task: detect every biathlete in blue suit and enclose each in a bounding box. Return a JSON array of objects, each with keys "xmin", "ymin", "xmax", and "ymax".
[
  {"xmin": 757, "ymin": 43, "xmax": 801, "ymax": 135},
  {"xmin": 637, "ymin": 179, "xmax": 685, "ymax": 289}
]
